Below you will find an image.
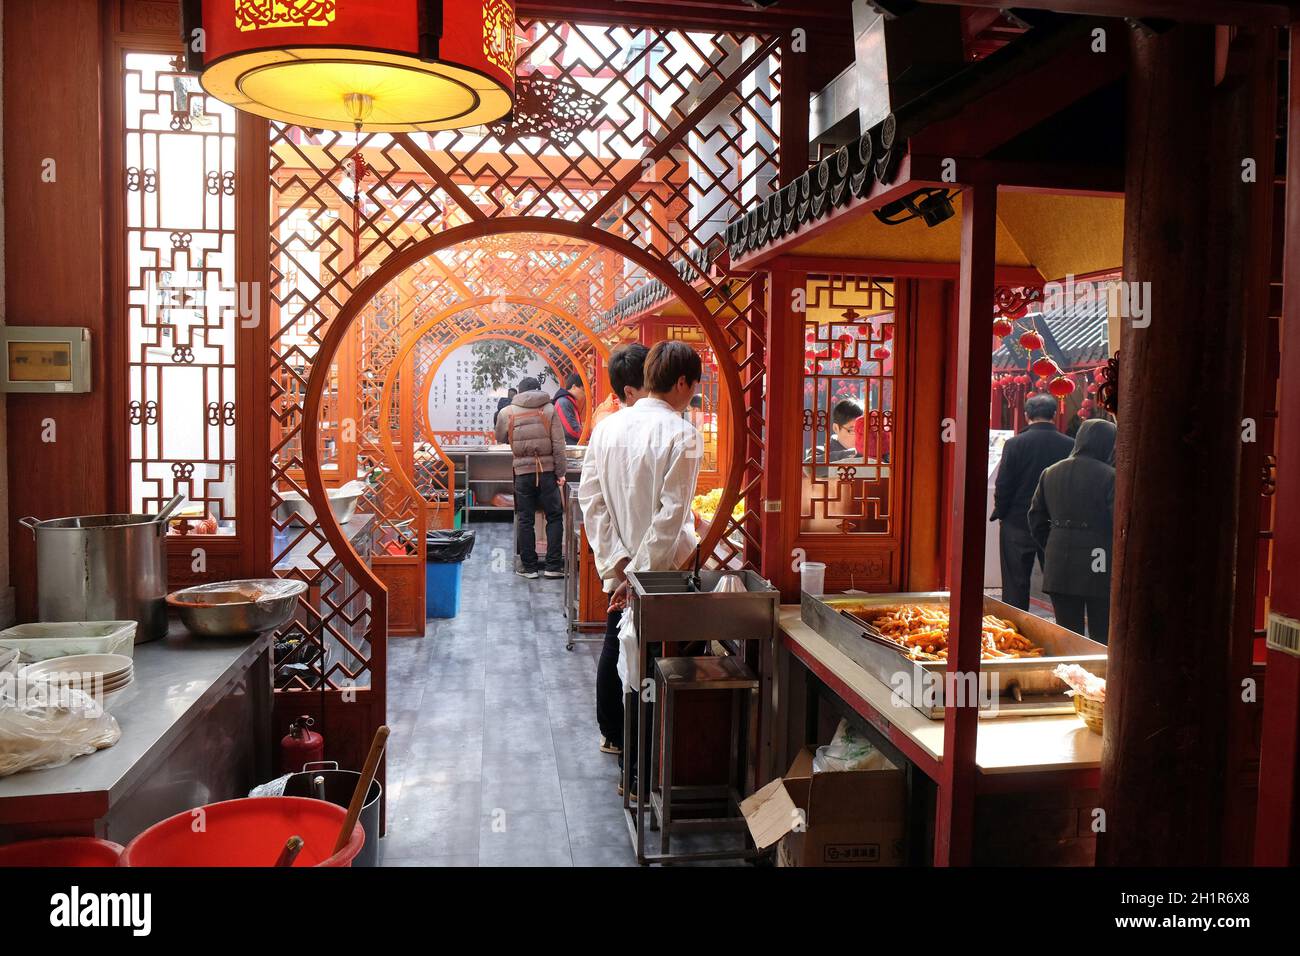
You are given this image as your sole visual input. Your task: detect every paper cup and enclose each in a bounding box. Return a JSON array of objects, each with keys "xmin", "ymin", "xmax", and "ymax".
[{"xmin": 800, "ymin": 561, "xmax": 827, "ymax": 595}]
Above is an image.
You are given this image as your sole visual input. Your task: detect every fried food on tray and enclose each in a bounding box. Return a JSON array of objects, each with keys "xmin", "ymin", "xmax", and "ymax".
[{"xmin": 846, "ymin": 603, "xmax": 1044, "ymax": 662}]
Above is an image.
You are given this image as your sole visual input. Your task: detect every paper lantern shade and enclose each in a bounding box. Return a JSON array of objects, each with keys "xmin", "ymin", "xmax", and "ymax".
[
  {"xmin": 992, "ymin": 318, "xmax": 1014, "ymax": 338},
  {"xmin": 191, "ymin": 0, "xmax": 517, "ymax": 132},
  {"xmin": 1031, "ymin": 356, "xmax": 1058, "ymax": 378},
  {"xmin": 1048, "ymin": 376, "xmax": 1076, "ymax": 398},
  {"xmin": 1018, "ymin": 331, "xmax": 1044, "ymax": 351}
]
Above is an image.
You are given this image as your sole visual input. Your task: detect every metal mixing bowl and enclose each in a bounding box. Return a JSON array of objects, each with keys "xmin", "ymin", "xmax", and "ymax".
[
  {"xmin": 167, "ymin": 578, "xmax": 307, "ymax": 637},
  {"xmin": 274, "ymin": 481, "xmax": 365, "ymax": 526}
]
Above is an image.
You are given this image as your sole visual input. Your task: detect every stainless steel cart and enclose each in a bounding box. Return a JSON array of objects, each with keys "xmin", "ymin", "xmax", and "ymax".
[{"xmin": 621, "ymin": 568, "xmax": 779, "ymax": 865}]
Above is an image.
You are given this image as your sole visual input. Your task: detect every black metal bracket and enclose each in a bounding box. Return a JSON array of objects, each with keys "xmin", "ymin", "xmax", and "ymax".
[
  {"xmin": 418, "ymin": 0, "xmax": 443, "ymax": 62},
  {"xmin": 866, "ymin": 0, "xmax": 921, "ymax": 18},
  {"xmin": 180, "ymin": 0, "xmax": 203, "ymax": 74}
]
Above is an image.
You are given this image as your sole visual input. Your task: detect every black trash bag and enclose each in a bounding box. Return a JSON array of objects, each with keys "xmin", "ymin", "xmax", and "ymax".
[{"xmin": 426, "ymin": 529, "xmax": 476, "ymax": 563}]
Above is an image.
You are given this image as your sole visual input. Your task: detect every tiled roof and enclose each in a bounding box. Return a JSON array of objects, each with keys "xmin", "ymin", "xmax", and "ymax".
[
  {"xmin": 595, "ymin": 245, "xmax": 715, "ymax": 332},
  {"xmin": 993, "ymin": 289, "xmax": 1109, "ymax": 371},
  {"xmin": 723, "ymin": 117, "xmax": 905, "ymax": 261}
]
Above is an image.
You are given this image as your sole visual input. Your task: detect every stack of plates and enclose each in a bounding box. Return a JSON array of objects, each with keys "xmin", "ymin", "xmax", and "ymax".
[{"xmin": 19, "ymin": 653, "xmax": 134, "ymax": 697}]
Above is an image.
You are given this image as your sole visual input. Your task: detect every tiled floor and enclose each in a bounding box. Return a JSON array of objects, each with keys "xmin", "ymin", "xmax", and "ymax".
[{"xmin": 378, "ymin": 521, "xmax": 741, "ymax": 867}]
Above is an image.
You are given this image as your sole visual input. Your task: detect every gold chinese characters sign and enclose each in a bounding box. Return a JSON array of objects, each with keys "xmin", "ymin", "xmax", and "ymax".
[{"xmin": 235, "ymin": 0, "xmax": 336, "ymax": 32}]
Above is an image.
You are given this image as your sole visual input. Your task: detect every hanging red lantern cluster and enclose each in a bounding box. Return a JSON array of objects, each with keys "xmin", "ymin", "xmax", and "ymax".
[
  {"xmin": 1048, "ymin": 376, "xmax": 1076, "ymax": 398},
  {"xmin": 1031, "ymin": 356, "xmax": 1058, "ymax": 378},
  {"xmin": 1019, "ymin": 330, "xmax": 1044, "ymax": 351}
]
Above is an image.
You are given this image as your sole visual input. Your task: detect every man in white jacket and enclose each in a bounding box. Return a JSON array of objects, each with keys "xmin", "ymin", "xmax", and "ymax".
[{"xmin": 578, "ymin": 341, "xmax": 703, "ymax": 781}]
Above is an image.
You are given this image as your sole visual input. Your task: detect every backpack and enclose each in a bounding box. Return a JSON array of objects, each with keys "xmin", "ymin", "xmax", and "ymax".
[{"xmin": 507, "ymin": 406, "xmax": 552, "ymax": 475}]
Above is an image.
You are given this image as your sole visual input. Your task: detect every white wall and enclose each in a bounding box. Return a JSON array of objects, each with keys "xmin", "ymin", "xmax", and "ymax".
[{"xmin": 424, "ymin": 344, "xmax": 550, "ymax": 436}]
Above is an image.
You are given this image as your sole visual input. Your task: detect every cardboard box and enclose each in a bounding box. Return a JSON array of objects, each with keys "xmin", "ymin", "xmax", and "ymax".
[{"xmin": 740, "ymin": 748, "xmax": 906, "ymax": 866}]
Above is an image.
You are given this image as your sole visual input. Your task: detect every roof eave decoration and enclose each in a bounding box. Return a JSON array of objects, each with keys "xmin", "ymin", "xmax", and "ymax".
[{"xmin": 725, "ymin": 115, "xmax": 904, "ymax": 262}]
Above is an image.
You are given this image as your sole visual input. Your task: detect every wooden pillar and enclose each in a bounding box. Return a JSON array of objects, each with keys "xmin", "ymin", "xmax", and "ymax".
[
  {"xmin": 761, "ymin": 267, "xmax": 806, "ymax": 599},
  {"xmin": 1099, "ymin": 24, "xmax": 1255, "ymax": 866},
  {"xmin": 935, "ymin": 184, "xmax": 996, "ymax": 866},
  {"xmin": 1255, "ymin": 22, "xmax": 1300, "ymax": 867}
]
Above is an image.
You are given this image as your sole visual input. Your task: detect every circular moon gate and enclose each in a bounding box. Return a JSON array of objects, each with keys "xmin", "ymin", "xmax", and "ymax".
[
  {"xmin": 380, "ymin": 322, "xmax": 600, "ymax": 526},
  {"xmin": 302, "ymin": 217, "xmax": 747, "ymax": 643},
  {"xmin": 398, "ymin": 293, "xmax": 613, "ymax": 447}
]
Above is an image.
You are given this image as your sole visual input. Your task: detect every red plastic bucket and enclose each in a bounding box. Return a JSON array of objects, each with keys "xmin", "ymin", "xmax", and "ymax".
[
  {"xmin": 0, "ymin": 837, "xmax": 124, "ymax": 867},
  {"xmin": 119, "ymin": 797, "xmax": 364, "ymax": 867}
]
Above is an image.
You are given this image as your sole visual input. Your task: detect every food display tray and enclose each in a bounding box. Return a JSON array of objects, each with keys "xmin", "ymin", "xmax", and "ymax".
[{"xmin": 799, "ymin": 591, "xmax": 1107, "ymax": 719}]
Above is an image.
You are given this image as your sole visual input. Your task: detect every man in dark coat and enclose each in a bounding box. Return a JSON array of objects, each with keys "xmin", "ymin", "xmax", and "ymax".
[
  {"xmin": 1028, "ymin": 418, "xmax": 1117, "ymax": 643},
  {"xmin": 990, "ymin": 394, "xmax": 1075, "ymax": 609}
]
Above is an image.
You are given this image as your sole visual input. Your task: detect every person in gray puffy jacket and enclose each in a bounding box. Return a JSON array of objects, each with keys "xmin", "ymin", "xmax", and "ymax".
[{"xmin": 495, "ymin": 377, "xmax": 568, "ymax": 578}]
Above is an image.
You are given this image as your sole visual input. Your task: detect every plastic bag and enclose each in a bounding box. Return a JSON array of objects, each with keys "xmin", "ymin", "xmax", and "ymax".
[
  {"xmin": 813, "ymin": 718, "xmax": 894, "ymax": 773},
  {"xmin": 0, "ymin": 678, "xmax": 121, "ymax": 777},
  {"xmin": 426, "ymin": 529, "xmax": 477, "ymax": 563},
  {"xmin": 249, "ymin": 773, "xmax": 293, "ymax": 798}
]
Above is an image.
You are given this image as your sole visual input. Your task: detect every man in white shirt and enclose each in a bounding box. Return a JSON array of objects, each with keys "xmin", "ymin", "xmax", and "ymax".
[{"xmin": 578, "ymin": 341, "xmax": 703, "ymax": 772}]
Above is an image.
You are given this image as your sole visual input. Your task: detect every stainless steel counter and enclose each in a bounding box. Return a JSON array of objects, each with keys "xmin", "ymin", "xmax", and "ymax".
[{"xmin": 0, "ymin": 619, "xmax": 273, "ymax": 843}]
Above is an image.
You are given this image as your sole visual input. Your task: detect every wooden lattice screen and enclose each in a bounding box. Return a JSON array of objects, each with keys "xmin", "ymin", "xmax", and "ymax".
[{"xmin": 267, "ymin": 20, "xmax": 781, "ymax": 728}]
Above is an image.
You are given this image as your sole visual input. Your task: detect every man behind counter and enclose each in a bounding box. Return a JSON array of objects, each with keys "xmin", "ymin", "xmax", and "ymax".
[{"xmin": 578, "ymin": 341, "xmax": 703, "ymax": 790}]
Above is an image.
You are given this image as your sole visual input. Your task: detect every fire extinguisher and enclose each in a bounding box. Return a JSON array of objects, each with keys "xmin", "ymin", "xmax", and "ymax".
[{"xmin": 280, "ymin": 716, "xmax": 324, "ymax": 774}]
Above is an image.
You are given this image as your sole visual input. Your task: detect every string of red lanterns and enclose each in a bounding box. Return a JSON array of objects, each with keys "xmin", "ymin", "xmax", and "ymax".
[{"xmin": 990, "ymin": 302, "xmax": 1077, "ymax": 400}]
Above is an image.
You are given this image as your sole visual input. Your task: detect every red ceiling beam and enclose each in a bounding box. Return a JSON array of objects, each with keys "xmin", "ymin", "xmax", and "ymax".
[
  {"xmin": 915, "ymin": 0, "xmax": 1294, "ymax": 26},
  {"xmin": 517, "ymin": 0, "xmax": 849, "ymax": 33}
]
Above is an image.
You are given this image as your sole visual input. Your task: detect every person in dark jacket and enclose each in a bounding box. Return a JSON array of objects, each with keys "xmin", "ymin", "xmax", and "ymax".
[
  {"xmin": 990, "ymin": 394, "xmax": 1075, "ymax": 610},
  {"xmin": 553, "ymin": 373, "xmax": 585, "ymax": 445},
  {"xmin": 1028, "ymin": 418, "xmax": 1117, "ymax": 644}
]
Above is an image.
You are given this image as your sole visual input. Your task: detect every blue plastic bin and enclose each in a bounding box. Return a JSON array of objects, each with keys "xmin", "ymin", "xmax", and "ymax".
[
  {"xmin": 425, "ymin": 529, "xmax": 475, "ymax": 619},
  {"xmin": 426, "ymin": 561, "xmax": 463, "ymax": 618}
]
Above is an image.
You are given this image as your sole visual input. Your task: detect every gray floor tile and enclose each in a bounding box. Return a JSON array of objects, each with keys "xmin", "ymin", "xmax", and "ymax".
[
  {"xmin": 380, "ymin": 522, "xmax": 727, "ymax": 867},
  {"xmin": 479, "ymin": 842, "xmax": 573, "ymax": 867},
  {"xmin": 480, "ymin": 775, "xmax": 565, "ymax": 813},
  {"xmin": 572, "ymin": 844, "xmax": 639, "ymax": 867},
  {"xmin": 381, "ymin": 852, "xmax": 479, "ymax": 868},
  {"xmin": 479, "ymin": 809, "xmax": 571, "ymax": 848}
]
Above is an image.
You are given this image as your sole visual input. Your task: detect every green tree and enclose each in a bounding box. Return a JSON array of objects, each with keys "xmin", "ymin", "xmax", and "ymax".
[{"xmin": 469, "ymin": 340, "xmax": 551, "ymax": 392}]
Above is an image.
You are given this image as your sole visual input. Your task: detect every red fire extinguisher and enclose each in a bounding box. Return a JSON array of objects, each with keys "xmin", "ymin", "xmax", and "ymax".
[{"xmin": 280, "ymin": 716, "xmax": 324, "ymax": 774}]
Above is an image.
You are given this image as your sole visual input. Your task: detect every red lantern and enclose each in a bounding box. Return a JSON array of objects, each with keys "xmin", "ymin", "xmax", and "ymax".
[
  {"xmin": 186, "ymin": 0, "xmax": 517, "ymax": 133},
  {"xmin": 1015, "ymin": 375, "xmax": 1030, "ymax": 385},
  {"xmin": 1019, "ymin": 330, "xmax": 1044, "ymax": 351},
  {"xmin": 882, "ymin": 325, "xmax": 894, "ymax": 341},
  {"xmin": 1031, "ymin": 356, "xmax": 1058, "ymax": 378},
  {"xmin": 872, "ymin": 346, "xmax": 891, "ymax": 361},
  {"xmin": 992, "ymin": 318, "xmax": 1014, "ymax": 338},
  {"xmin": 1048, "ymin": 376, "xmax": 1076, "ymax": 398}
]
